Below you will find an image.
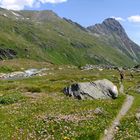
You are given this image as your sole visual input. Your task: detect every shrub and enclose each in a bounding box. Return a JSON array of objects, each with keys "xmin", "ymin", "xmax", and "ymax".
[
  {"xmin": 0, "ymin": 92, "xmax": 24, "ymax": 105},
  {"xmin": 0, "ymin": 66, "xmax": 14, "ymax": 73}
]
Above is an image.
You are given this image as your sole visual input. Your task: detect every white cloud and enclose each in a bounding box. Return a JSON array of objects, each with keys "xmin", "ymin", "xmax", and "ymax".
[
  {"xmin": 127, "ymin": 15, "xmax": 140, "ymax": 23},
  {"xmin": 0, "ymin": 0, "xmax": 67, "ymax": 10},
  {"xmin": 39, "ymin": 0, "xmax": 67, "ymax": 4},
  {"xmin": 0, "ymin": 0, "xmax": 34, "ymax": 10},
  {"xmin": 111, "ymin": 16, "xmax": 125, "ymax": 22}
]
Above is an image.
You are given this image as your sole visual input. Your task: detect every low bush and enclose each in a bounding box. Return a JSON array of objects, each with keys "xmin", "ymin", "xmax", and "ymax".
[{"xmin": 0, "ymin": 92, "xmax": 24, "ymax": 105}]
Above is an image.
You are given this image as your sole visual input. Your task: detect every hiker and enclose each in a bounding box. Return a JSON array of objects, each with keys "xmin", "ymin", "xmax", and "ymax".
[
  {"xmin": 117, "ymin": 68, "xmax": 125, "ymax": 83},
  {"xmin": 120, "ymin": 70, "xmax": 124, "ymax": 83}
]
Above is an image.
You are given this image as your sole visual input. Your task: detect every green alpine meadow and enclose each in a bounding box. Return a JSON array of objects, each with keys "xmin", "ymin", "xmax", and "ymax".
[{"xmin": 0, "ymin": 1, "xmax": 140, "ymax": 140}]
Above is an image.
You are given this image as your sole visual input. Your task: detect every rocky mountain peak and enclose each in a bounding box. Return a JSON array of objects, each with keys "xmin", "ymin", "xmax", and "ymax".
[
  {"xmin": 87, "ymin": 18, "xmax": 140, "ymax": 63},
  {"xmin": 103, "ymin": 18, "xmax": 123, "ymax": 29},
  {"xmin": 87, "ymin": 18, "xmax": 127, "ymax": 38},
  {"xmin": 102, "ymin": 18, "xmax": 126, "ymax": 37}
]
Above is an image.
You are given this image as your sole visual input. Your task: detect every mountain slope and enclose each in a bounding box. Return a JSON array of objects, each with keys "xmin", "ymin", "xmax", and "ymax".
[
  {"xmin": 0, "ymin": 8, "xmax": 139, "ymax": 66},
  {"xmin": 87, "ymin": 18, "xmax": 140, "ymax": 64}
]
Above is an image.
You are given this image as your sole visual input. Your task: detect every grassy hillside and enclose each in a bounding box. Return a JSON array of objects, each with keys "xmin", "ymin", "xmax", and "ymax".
[{"xmin": 0, "ymin": 9, "xmax": 139, "ymax": 66}]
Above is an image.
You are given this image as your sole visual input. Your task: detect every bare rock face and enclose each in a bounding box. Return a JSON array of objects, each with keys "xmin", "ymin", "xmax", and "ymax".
[
  {"xmin": 87, "ymin": 18, "xmax": 140, "ymax": 63},
  {"xmin": 0, "ymin": 48, "xmax": 17, "ymax": 60},
  {"xmin": 63, "ymin": 79, "xmax": 118, "ymax": 100},
  {"xmin": 87, "ymin": 18, "xmax": 126, "ymax": 37}
]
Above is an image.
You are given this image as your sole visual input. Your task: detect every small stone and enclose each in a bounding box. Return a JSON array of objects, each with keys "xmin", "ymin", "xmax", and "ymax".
[
  {"xmin": 136, "ymin": 87, "xmax": 140, "ymax": 93},
  {"xmin": 115, "ymin": 126, "xmax": 119, "ymax": 130},
  {"xmin": 136, "ymin": 113, "xmax": 140, "ymax": 121},
  {"xmin": 94, "ymin": 107, "xmax": 104, "ymax": 115},
  {"xmin": 104, "ymin": 129, "xmax": 108, "ymax": 135},
  {"xmin": 114, "ymin": 121, "xmax": 119, "ymax": 126}
]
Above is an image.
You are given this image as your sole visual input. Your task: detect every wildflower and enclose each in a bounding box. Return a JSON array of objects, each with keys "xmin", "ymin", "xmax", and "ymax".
[{"xmin": 63, "ymin": 136, "xmax": 70, "ymax": 140}]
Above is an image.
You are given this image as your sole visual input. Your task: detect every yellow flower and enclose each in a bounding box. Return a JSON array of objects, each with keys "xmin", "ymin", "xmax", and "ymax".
[{"xmin": 63, "ymin": 136, "xmax": 70, "ymax": 140}]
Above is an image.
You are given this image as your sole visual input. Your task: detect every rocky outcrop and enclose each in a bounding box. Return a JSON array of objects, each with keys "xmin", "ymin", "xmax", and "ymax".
[
  {"xmin": 0, "ymin": 48, "xmax": 17, "ymax": 60},
  {"xmin": 63, "ymin": 18, "xmax": 88, "ymax": 32},
  {"xmin": 87, "ymin": 18, "xmax": 126, "ymax": 37},
  {"xmin": 81, "ymin": 64, "xmax": 117, "ymax": 70},
  {"xmin": 134, "ymin": 64, "xmax": 140, "ymax": 69},
  {"xmin": 63, "ymin": 79, "xmax": 118, "ymax": 100},
  {"xmin": 87, "ymin": 18, "xmax": 140, "ymax": 63}
]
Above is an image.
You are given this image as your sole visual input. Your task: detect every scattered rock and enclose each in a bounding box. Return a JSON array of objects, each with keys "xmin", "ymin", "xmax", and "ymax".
[
  {"xmin": 136, "ymin": 86, "xmax": 140, "ymax": 93},
  {"xmin": 130, "ymin": 65, "xmax": 140, "ymax": 72},
  {"xmin": 136, "ymin": 113, "xmax": 140, "ymax": 121},
  {"xmin": 0, "ymin": 48, "xmax": 17, "ymax": 60},
  {"xmin": 104, "ymin": 129, "xmax": 108, "ymax": 135},
  {"xmin": 94, "ymin": 107, "xmax": 104, "ymax": 115},
  {"xmin": 99, "ymin": 68, "xmax": 103, "ymax": 71},
  {"xmin": 0, "ymin": 68, "xmax": 47, "ymax": 80},
  {"xmin": 115, "ymin": 126, "xmax": 119, "ymax": 132},
  {"xmin": 44, "ymin": 108, "xmax": 105, "ymax": 124},
  {"xmin": 133, "ymin": 64, "xmax": 140, "ymax": 69},
  {"xmin": 114, "ymin": 121, "xmax": 120, "ymax": 126},
  {"xmin": 119, "ymin": 84, "xmax": 124, "ymax": 94},
  {"xmin": 80, "ymin": 64, "xmax": 117, "ymax": 70},
  {"xmin": 58, "ymin": 67, "xmax": 63, "ymax": 70},
  {"xmin": 63, "ymin": 79, "xmax": 118, "ymax": 100},
  {"xmin": 44, "ymin": 112, "xmax": 94, "ymax": 123}
]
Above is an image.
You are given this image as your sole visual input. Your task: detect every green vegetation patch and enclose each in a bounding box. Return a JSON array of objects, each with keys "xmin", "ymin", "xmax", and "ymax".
[
  {"xmin": 114, "ymin": 71, "xmax": 140, "ymax": 140},
  {"xmin": 0, "ymin": 92, "xmax": 24, "ymax": 105},
  {"xmin": 0, "ymin": 66, "xmax": 15, "ymax": 73},
  {"xmin": 114, "ymin": 93, "xmax": 140, "ymax": 140},
  {"xmin": 0, "ymin": 65, "xmax": 138, "ymax": 139}
]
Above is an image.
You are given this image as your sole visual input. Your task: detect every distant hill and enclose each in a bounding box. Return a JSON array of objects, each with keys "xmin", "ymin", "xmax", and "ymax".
[{"xmin": 0, "ymin": 8, "xmax": 139, "ymax": 66}]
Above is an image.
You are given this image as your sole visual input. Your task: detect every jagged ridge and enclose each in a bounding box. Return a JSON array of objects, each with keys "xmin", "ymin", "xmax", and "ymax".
[{"xmin": 87, "ymin": 18, "xmax": 140, "ymax": 63}]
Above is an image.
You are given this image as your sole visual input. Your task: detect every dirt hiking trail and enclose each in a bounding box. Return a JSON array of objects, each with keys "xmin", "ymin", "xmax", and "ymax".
[{"xmin": 102, "ymin": 94, "xmax": 134, "ymax": 140}]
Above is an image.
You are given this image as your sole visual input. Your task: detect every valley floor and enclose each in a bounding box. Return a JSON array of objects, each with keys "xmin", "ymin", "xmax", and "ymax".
[{"xmin": 0, "ymin": 59, "xmax": 139, "ymax": 140}]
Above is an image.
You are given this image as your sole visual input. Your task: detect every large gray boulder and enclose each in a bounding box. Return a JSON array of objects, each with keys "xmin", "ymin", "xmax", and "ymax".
[{"xmin": 63, "ymin": 79, "xmax": 118, "ymax": 100}]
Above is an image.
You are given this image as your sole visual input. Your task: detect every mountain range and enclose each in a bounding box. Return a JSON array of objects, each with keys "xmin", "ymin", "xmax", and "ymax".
[{"xmin": 0, "ymin": 8, "xmax": 140, "ymax": 67}]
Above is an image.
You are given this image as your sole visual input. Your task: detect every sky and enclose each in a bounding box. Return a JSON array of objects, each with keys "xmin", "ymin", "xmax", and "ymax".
[{"xmin": 0, "ymin": 0, "xmax": 140, "ymax": 45}]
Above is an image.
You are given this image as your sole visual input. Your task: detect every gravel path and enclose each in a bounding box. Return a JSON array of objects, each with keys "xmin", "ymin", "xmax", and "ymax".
[{"xmin": 102, "ymin": 94, "xmax": 134, "ymax": 140}]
